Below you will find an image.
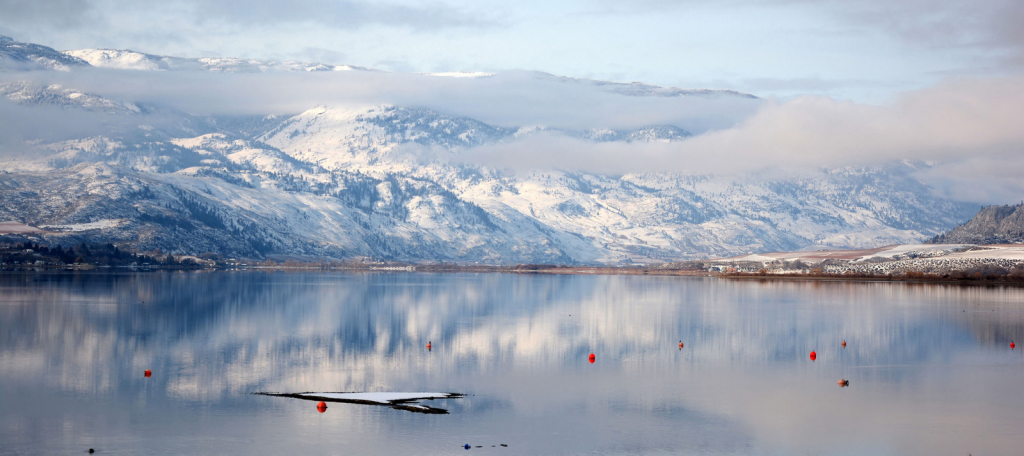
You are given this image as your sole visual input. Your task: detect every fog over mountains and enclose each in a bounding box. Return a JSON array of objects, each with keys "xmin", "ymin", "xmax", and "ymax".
[{"xmin": 0, "ymin": 36, "xmax": 982, "ymax": 263}]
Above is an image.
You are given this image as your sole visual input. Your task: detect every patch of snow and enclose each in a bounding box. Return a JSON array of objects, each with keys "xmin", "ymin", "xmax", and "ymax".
[
  {"xmin": 712, "ymin": 243, "xmax": 1024, "ymax": 265},
  {"xmin": 64, "ymin": 49, "xmax": 164, "ymax": 71},
  {"xmin": 857, "ymin": 244, "xmax": 970, "ymax": 261},
  {"xmin": 944, "ymin": 245, "xmax": 1024, "ymax": 260},
  {"xmin": 42, "ymin": 219, "xmax": 127, "ymax": 232}
]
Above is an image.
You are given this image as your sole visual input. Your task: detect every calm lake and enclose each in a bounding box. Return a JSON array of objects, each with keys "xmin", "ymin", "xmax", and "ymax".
[{"xmin": 1, "ymin": 272, "xmax": 1022, "ymax": 455}]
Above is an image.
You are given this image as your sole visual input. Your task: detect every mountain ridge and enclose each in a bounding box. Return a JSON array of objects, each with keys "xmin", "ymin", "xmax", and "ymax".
[
  {"xmin": 0, "ymin": 36, "xmax": 981, "ymax": 264},
  {"xmin": 0, "ymin": 35, "xmax": 758, "ymax": 100},
  {"xmin": 929, "ymin": 204, "xmax": 1024, "ymax": 244},
  {"xmin": 63, "ymin": 48, "xmax": 371, "ymax": 73},
  {"xmin": 0, "ymin": 35, "xmax": 89, "ymax": 71}
]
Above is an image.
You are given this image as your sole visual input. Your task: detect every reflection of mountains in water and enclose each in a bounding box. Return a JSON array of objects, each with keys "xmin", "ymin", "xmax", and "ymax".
[
  {"xmin": 960, "ymin": 312, "xmax": 1024, "ymax": 347},
  {"xmin": 2, "ymin": 272, "xmax": 1023, "ymax": 397}
]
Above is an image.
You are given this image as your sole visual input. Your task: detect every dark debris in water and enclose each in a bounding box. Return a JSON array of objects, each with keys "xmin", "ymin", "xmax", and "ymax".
[
  {"xmin": 254, "ymin": 391, "xmax": 465, "ymax": 415},
  {"xmin": 463, "ymin": 443, "xmax": 509, "ymax": 449}
]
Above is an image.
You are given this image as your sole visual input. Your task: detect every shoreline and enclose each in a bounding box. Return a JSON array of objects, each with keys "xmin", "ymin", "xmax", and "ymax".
[
  {"xmin": 0, "ymin": 264, "xmax": 713, "ymax": 277},
  {"xmin": 720, "ymin": 273, "xmax": 1024, "ymax": 286},
  {"xmin": 4, "ymin": 265, "xmax": 1024, "ymax": 286}
]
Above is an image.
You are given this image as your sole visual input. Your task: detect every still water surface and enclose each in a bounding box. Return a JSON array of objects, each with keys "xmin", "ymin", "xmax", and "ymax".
[{"xmin": 1, "ymin": 272, "xmax": 1023, "ymax": 455}]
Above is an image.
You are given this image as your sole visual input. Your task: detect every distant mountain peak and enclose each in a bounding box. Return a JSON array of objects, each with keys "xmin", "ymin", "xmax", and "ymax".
[
  {"xmin": 0, "ymin": 81, "xmax": 142, "ymax": 114},
  {"xmin": 63, "ymin": 48, "xmax": 371, "ymax": 73},
  {"xmin": 3, "ymin": 36, "xmax": 759, "ymax": 102},
  {"xmin": 528, "ymin": 71, "xmax": 758, "ymax": 99},
  {"xmin": 0, "ymin": 36, "xmax": 89, "ymax": 71}
]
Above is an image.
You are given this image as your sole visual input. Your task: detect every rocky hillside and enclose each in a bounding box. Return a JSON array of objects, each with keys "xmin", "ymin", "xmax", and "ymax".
[{"xmin": 929, "ymin": 204, "xmax": 1024, "ymax": 244}]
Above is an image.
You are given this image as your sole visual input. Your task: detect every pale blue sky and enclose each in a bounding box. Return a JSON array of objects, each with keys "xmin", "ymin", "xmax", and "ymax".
[{"xmin": 1, "ymin": 0, "xmax": 1021, "ymax": 101}]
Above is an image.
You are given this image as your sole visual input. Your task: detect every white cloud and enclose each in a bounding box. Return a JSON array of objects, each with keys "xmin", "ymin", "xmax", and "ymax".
[
  {"xmin": 452, "ymin": 75, "xmax": 1024, "ymax": 203},
  {"xmin": 0, "ymin": 68, "xmax": 761, "ymax": 132}
]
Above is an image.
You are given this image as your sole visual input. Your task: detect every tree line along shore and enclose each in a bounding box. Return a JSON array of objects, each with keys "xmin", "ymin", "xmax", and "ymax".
[{"xmin": 2, "ymin": 239, "xmax": 1022, "ymax": 284}]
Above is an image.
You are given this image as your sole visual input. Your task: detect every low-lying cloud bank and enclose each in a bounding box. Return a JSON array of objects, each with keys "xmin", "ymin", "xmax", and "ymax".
[
  {"xmin": 453, "ymin": 75, "xmax": 1024, "ymax": 203},
  {"xmin": 0, "ymin": 69, "xmax": 762, "ymax": 133},
  {"xmin": 458, "ymin": 76, "xmax": 1022, "ymax": 171}
]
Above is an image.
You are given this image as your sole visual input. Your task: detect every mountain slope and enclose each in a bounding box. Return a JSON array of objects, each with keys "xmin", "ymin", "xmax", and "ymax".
[
  {"xmin": 0, "ymin": 103, "xmax": 975, "ymax": 263},
  {"xmin": 0, "ymin": 37, "xmax": 981, "ymax": 263},
  {"xmin": 0, "ymin": 35, "xmax": 89, "ymax": 71},
  {"xmin": 929, "ymin": 204, "xmax": 1024, "ymax": 244},
  {"xmin": 64, "ymin": 48, "xmax": 369, "ymax": 73},
  {"xmin": 0, "ymin": 81, "xmax": 141, "ymax": 114}
]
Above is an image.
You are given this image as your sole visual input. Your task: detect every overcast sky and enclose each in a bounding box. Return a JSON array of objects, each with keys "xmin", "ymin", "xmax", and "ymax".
[{"xmin": 1, "ymin": 0, "xmax": 1022, "ymax": 101}]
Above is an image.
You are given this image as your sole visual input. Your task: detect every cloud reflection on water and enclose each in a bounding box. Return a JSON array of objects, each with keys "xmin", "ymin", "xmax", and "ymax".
[{"xmin": 1, "ymin": 272, "xmax": 1023, "ymax": 454}]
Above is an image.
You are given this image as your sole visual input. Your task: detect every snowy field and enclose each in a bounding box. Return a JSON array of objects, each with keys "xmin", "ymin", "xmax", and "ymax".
[{"xmin": 717, "ymin": 244, "xmax": 1024, "ymax": 263}]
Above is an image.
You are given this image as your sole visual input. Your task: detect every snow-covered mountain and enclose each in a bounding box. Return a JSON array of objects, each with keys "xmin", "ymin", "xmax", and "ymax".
[
  {"xmin": 64, "ymin": 48, "xmax": 370, "ymax": 73},
  {"xmin": 0, "ymin": 81, "xmax": 142, "ymax": 114},
  {"xmin": 1, "ymin": 35, "xmax": 756, "ymax": 98},
  {"xmin": 556, "ymin": 74, "xmax": 760, "ymax": 99},
  {"xmin": 0, "ymin": 36, "xmax": 979, "ymax": 263},
  {"xmin": 0, "ymin": 35, "xmax": 89, "ymax": 71},
  {"xmin": 575, "ymin": 125, "xmax": 692, "ymax": 142},
  {"xmin": 0, "ymin": 100, "xmax": 976, "ymax": 263}
]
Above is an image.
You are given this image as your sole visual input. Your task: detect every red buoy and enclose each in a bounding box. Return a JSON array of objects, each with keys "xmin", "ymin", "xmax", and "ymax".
[
  {"xmin": 678, "ymin": 341, "xmax": 684, "ymax": 349},
  {"xmin": 809, "ymin": 351, "xmax": 817, "ymax": 361},
  {"xmin": 1012, "ymin": 341, "xmax": 1016, "ymax": 349},
  {"xmin": 144, "ymin": 369, "xmax": 152, "ymax": 378},
  {"xmin": 316, "ymin": 401, "xmax": 327, "ymax": 413},
  {"xmin": 841, "ymin": 340, "xmax": 846, "ymax": 348},
  {"xmin": 588, "ymin": 353, "xmax": 596, "ymax": 363}
]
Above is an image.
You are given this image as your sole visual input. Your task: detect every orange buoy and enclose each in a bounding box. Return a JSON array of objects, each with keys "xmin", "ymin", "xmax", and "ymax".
[
  {"xmin": 837, "ymin": 379, "xmax": 849, "ymax": 387},
  {"xmin": 841, "ymin": 340, "xmax": 846, "ymax": 348},
  {"xmin": 809, "ymin": 351, "xmax": 817, "ymax": 361},
  {"xmin": 678, "ymin": 341, "xmax": 684, "ymax": 349},
  {"xmin": 316, "ymin": 401, "xmax": 328, "ymax": 413},
  {"xmin": 426, "ymin": 341, "xmax": 432, "ymax": 351},
  {"xmin": 588, "ymin": 353, "xmax": 596, "ymax": 363},
  {"xmin": 144, "ymin": 369, "xmax": 152, "ymax": 378}
]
